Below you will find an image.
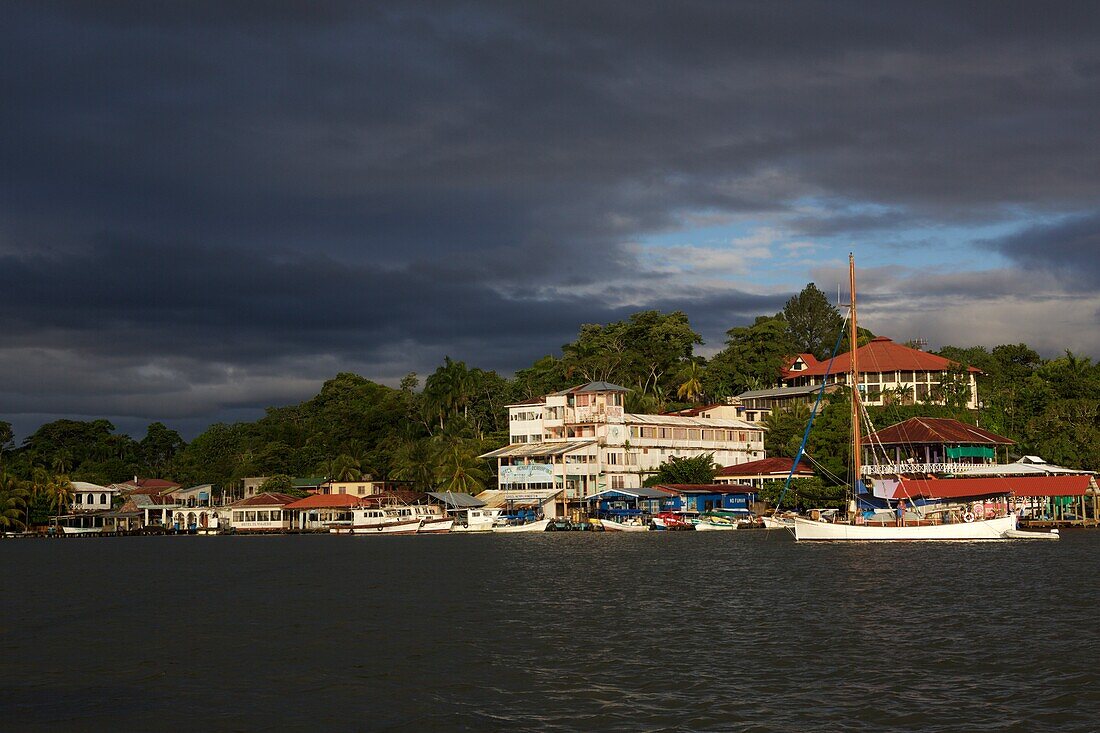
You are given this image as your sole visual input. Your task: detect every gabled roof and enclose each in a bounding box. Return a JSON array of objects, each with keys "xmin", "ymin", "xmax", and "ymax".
[
  {"xmin": 71, "ymin": 481, "xmax": 112, "ymax": 491},
  {"xmin": 783, "ymin": 337, "xmax": 980, "ymax": 379},
  {"xmin": 716, "ymin": 457, "xmax": 814, "ymax": 477},
  {"xmin": 114, "ymin": 478, "xmax": 181, "ymax": 493},
  {"xmin": 863, "ymin": 417, "xmax": 1013, "ymax": 446},
  {"xmin": 230, "ymin": 492, "xmax": 299, "ymax": 507},
  {"xmin": 282, "ymin": 493, "xmax": 365, "ymax": 509}
]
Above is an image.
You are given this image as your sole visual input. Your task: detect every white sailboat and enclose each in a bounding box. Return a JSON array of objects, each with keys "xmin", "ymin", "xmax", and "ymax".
[{"xmin": 789, "ymin": 254, "xmax": 1050, "ymax": 542}]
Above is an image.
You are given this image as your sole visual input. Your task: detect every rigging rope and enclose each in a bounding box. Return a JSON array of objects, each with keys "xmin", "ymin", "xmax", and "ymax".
[{"xmin": 774, "ymin": 313, "xmax": 849, "ymax": 514}]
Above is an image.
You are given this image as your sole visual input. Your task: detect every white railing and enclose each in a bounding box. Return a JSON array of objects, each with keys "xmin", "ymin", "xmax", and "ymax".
[{"xmin": 861, "ymin": 462, "xmax": 992, "ymax": 475}]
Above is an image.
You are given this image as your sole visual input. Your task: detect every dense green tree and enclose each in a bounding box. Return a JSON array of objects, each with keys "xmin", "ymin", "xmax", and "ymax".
[
  {"xmin": 390, "ymin": 439, "xmax": 439, "ymax": 491},
  {"xmin": 763, "ymin": 403, "xmax": 811, "ymax": 459},
  {"xmin": 643, "ymin": 453, "xmax": 717, "ymax": 486},
  {"xmin": 140, "ymin": 422, "xmax": 185, "ymax": 476},
  {"xmin": 704, "ymin": 315, "xmax": 794, "ymax": 398},
  {"xmin": 783, "ymin": 283, "xmax": 845, "ymax": 360}
]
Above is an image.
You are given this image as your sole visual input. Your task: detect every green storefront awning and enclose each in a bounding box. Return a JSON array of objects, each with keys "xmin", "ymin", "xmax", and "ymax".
[{"xmin": 946, "ymin": 446, "xmax": 996, "ymax": 459}]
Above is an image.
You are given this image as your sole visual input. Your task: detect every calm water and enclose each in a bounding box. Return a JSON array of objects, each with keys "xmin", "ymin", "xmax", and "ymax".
[{"xmin": 1, "ymin": 531, "xmax": 1098, "ymax": 732}]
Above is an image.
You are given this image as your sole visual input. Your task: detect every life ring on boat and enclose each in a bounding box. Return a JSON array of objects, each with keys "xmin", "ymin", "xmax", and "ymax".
[{"xmin": 962, "ymin": 512, "xmax": 975, "ymax": 523}]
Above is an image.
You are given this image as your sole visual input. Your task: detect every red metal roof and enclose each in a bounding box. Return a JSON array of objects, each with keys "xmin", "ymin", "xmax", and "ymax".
[
  {"xmin": 654, "ymin": 483, "xmax": 755, "ymax": 494},
  {"xmin": 897, "ymin": 475, "xmax": 1091, "ymax": 500},
  {"xmin": 716, "ymin": 457, "xmax": 814, "ymax": 477},
  {"xmin": 783, "ymin": 337, "xmax": 980, "ymax": 380},
  {"xmin": 230, "ymin": 492, "xmax": 300, "ymax": 507},
  {"xmin": 863, "ymin": 418, "xmax": 1014, "ymax": 446},
  {"xmin": 282, "ymin": 493, "xmax": 367, "ymax": 509}
]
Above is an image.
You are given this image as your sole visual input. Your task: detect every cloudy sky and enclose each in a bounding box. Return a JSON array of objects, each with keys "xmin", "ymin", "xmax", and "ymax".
[{"xmin": 3, "ymin": 2, "xmax": 1099, "ymax": 439}]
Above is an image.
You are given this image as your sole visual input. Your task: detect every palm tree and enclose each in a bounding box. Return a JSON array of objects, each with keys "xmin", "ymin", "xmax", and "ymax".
[
  {"xmin": 331, "ymin": 454, "xmax": 363, "ymax": 482},
  {"xmin": 390, "ymin": 439, "xmax": 438, "ymax": 491},
  {"xmin": 676, "ymin": 361, "xmax": 705, "ymax": 403},
  {"xmin": 435, "ymin": 445, "xmax": 487, "ymax": 494},
  {"xmin": 0, "ymin": 472, "xmax": 29, "ymax": 532},
  {"xmin": 48, "ymin": 474, "xmax": 74, "ymax": 520}
]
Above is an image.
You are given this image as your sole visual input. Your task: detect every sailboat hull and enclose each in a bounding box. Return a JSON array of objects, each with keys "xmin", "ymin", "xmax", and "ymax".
[{"xmin": 791, "ymin": 514, "xmax": 1018, "ymax": 541}]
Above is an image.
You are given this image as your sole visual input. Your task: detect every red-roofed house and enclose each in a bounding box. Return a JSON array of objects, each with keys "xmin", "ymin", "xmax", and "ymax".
[
  {"xmin": 715, "ymin": 457, "xmax": 815, "ymax": 489},
  {"xmin": 228, "ymin": 492, "xmax": 299, "ymax": 532},
  {"xmin": 781, "ymin": 337, "xmax": 980, "ymax": 409}
]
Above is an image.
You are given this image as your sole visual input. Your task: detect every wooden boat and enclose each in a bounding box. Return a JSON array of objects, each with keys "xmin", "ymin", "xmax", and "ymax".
[
  {"xmin": 693, "ymin": 520, "xmax": 737, "ymax": 531},
  {"xmin": 452, "ymin": 508, "xmax": 502, "ymax": 532},
  {"xmin": 761, "ymin": 516, "xmax": 795, "ymax": 530},
  {"xmin": 598, "ymin": 518, "xmax": 650, "ymax": 532},
  {"xmin": 1003, "ymin": 528, "xmax": 1060, "ymax": 540},
  {"xmin": 348, "ymin": 507, "xmax": 423, "ymax": 535},
  {"xmin": 417, "ymin": 517, "xmax": 455, "ymax": 534},
  {"xmin": 492, "ymin": 518, "xmax": 550, "ymax": 533}
]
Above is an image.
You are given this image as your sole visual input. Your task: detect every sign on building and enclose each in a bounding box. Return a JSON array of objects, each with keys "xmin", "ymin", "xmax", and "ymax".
[{"xmin": 499, "ymin": 463, "xmax": 554, "ymax": 484}]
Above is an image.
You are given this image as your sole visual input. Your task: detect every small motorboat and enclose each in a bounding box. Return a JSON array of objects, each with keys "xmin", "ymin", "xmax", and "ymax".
[
  {"xmin": 492, "ymin": 518, "xmax": 551, "ymax": 533},
  {"xmin": 1003, "ymin": 528, "xmax": 1060, "ymax": 540}
]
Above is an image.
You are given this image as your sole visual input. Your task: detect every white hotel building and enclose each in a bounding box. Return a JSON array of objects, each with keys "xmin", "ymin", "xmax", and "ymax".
[{"xmin": 480, "ymin": 382, "xmax": 765, "ymax": 510}]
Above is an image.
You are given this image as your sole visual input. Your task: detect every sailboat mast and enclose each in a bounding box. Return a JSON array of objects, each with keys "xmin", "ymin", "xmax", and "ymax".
[{"xmin": 849, "ymin": 253, "xmax": 862, "ymax": 509}]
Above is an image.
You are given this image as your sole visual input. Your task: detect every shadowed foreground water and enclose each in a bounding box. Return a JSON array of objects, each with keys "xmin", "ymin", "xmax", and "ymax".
[{"xmin": 1, "ymin": 531, "xmax": 1098, "ymax": 731}]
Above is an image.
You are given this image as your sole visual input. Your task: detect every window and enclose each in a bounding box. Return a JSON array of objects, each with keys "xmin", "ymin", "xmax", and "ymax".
[
  {"xmin": 246, "ymin": 511, "xmax": 257, "ymax": 522},
  {"xmin": 607, "ymin": 453, "xmax": 621, "ymax": 465},
  {"xmin": 865, "ymin": 372, "xmax": 880, "ymax": 384},
  {"xmin": 901, "ymin": 371, "xmax": 915, "ymax": 383},
  {"xmin": 100, "ymin": 493, "xmax": 108, "ymax": 505},
  {"xmin": 257, "ymin": 511, "xmax": 269, "ymax": 521},
  {"xmin": 358, "ymin": 486, "xmax": 365, "ymax": 495},
  {"xmin": 610, "ymin": 475, "xmax": 624, "ymax": 489},
  {"xmin": 702, "ymin": 430, "xmax": 714, "ymax": 441},
  {"xmin": 76, "ymin": 494, "xmax": 83, "ymax": 504},
  {"xmin": 234, "ymin": 511, "xmax": 244, "ymax": 522}
]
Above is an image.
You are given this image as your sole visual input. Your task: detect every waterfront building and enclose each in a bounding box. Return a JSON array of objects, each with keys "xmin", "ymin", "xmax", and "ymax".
[
  {"xmin": 860, "ymin": 417, "xmax": 1015, "ymax": 477},
  {"xmin": 714, "ymin": 456, "xmax": 815, "ymax": 489},
  {"xmin": 320, "ymin": 479, "xmax": 392, "ymax": 496},
  {"xmin": 474, "ymin": 488, "xmax": 564, "ymax": 519},
  {"xmin": 282, "ymin": 493, "xmax": 364, "ymax": 530},
  {"xmin": 480, "ymin": 381, "xmax": 765, "ymax": 513},
  {"xmin": 71, "ymin": 481, "xmax": 118, "ymax": 511},
  {"xmin": 781, "ymin": 337, "xmax": 980, "ymax": 409},
  {"xmin": 229, "ymin": 492, "xmax": 298, "ymax": 532},
  {"xmin": 651, "ymin": 484, "xmax": 757, "ymax": 514}
]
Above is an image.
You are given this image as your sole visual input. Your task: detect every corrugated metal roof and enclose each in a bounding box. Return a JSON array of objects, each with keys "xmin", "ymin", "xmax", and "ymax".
[
  {"xmin": 586, "ymin": 487, "xmax": 669, "ymax": 500},
  {"xmin": 864, "ymin": 417, "xmax": 1013, "ymax": 446},
  {"xmin": 624, "ymin": 413, "xmax": 761, "ymax": 430},
  {"xmin": 426, "ymin": 491, "xmax": 486, "ymax": 508},
  {"xmin": 653, "ymin": 484, "xmax": 756, "ymax": 494},
  {"xmin": 282, "ymin": 493, "xmax": 364, "ymax": 509},
  {"xmin": 736, "ymin": 384, "xmax": 827, "ymax": 399},
  {"xmin": 475, "ymin": 488, "xmax": 562, "ymax": 509},
  {"xmin": 231, "ymin": 492, "xmax": 300, "ymax": 507},
  {"xmin": 897, "ymin": 475, "xmax": 1092, "ymax": 499},
  {"xmin": 479, "ymin": 440, "xmax": 596, "ymax": 459}
]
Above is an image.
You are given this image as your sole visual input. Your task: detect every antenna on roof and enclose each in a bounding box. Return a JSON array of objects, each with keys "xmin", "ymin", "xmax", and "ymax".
[{"xmin": 911, "ymin": 337, "xmax": 928, "ymax": 351}]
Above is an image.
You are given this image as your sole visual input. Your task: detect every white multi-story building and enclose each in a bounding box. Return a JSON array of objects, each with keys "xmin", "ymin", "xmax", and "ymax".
[{"xmin": 481, "ymin": 382, "xmax": 765, "ymax": 511}]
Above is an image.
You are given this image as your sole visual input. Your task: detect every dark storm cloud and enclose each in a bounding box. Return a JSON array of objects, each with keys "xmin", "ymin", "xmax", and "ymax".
[
  {"xmin": 2, "ymin": 1, "xmax": 1099, "ymax": 433},
  {"xmin": 985, "ymin": 212, "xmax": 1100, "ymax": 287}
]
